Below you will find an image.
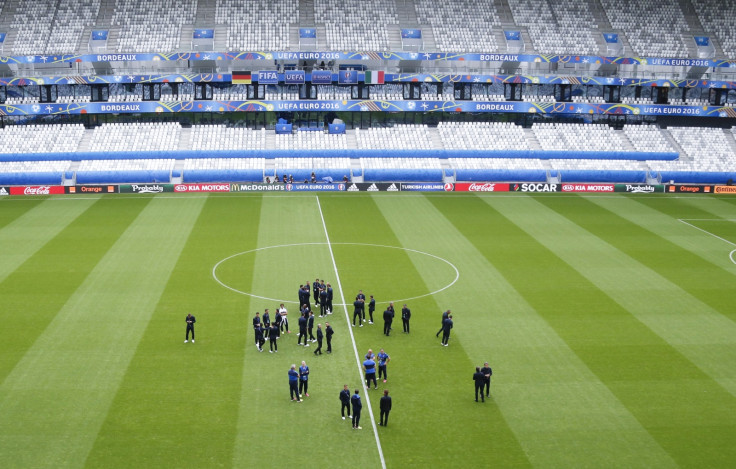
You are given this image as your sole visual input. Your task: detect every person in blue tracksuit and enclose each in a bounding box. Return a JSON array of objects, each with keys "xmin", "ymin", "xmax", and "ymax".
[{"xmin": 289, "ymin": 365, "xmax": 300, "ymax": 402}]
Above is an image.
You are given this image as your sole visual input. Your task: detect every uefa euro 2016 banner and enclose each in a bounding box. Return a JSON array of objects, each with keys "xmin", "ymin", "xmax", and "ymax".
[
  {"xmin": 1, "ymin": 50, "xmax": 734, "ymax": 69},
  {"xmin": 2, "ymin": 100, "xmax": 735, "ymax": 118},
  {"xmin": 2, "ymin": 72, "xmax": 734, "ymax": 92}
]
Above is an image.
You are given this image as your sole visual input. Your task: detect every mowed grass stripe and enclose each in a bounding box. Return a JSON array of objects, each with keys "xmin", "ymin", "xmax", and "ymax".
[
  {"xmin": 317, "ymin": 194, "xmax": 526, "ymax": 468},
  {"xmin": 0, "ymin": 198, "xmax": 43, "ymax": 230},
  {"xmin": 484, "ymin": 194, "xmax": 736, "ymax": 467},
  {"xmin": 0, "ymin": 197, "xmax": 150, "ymax": 387},
  {"xmin": 428, "ymin": 195, "xmax": 674, "ymax": 468},
  {"xmin": 585, "ymin": 196, "xmax": 736, "ymax": 318},
  {"xmin": 0, "ymin": 196, "xmax": 205, "ymax": 469},
  {"xmin": 0, "ymin": 197, "xmax": 98, "ymax": 284},
  {"xmin": 84, "ymin": 195, "xmax": 262, "ymax": 468},
  {"xmin": 231, "ymin": 194, "xmax": 381, "ymax": 468}
]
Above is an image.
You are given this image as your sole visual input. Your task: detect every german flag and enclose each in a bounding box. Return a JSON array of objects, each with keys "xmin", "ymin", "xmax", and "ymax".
[{"xmin": 232, "ymin": 71, "xmax": 252, "ymax": 84}]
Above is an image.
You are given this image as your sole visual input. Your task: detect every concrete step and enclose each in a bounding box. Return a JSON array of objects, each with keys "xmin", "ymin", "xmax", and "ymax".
[
  {"xmin": 77, "ymin": 129, "xmax": 94, "ymax": 152},
  {"xmin": 524, "ymin": 127, "xmax": 542, "ymax": 150},
  {"xmin": 660, "ymin": 127, "xmax": 689, "ymax": 161},
  {"xmin": 178, "ymin": 127, "xmax": 192, "ymax": 150}
]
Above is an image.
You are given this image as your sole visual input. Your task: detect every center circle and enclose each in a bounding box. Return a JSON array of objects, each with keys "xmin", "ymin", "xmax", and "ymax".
[{"xmin": 212, "ymin": 242, "xmax": 459, "ymax": 305}]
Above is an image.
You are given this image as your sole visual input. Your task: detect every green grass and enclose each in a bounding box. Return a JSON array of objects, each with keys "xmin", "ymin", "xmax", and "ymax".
[{"xmin": 1, "ymin": 192, "xmax": 735, "ymax": 468}]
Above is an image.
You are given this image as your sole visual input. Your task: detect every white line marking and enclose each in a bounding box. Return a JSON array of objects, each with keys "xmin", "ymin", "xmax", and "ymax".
[
  {"xmin": 316, "ymin": 195, "xmax": 386, "ymax": 469},
  {"xmin": 677, "ymin": 219, "xmax": 736, "ymax": 247},
  {"xmin": 678, "ymin": 219, "xmax": 736, "ymax": 265},
  {"xmin": 212, "ymin": 242, "xmax": 459, "ymax": 305}
]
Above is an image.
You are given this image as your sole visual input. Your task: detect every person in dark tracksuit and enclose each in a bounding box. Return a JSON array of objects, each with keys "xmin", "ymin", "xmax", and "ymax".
[
  {"xmin": 319, "ymin": 288, "xmax": 328, "ymax": 317},
  {"xmin": 368, "ymin": 295, "xmax": 375, "ymax": 324},
  {"xmin": 298, "ymin": 313, "xmax": 309, "ymax": 346},
  {"xmin": 363, "ymin": 356, "xmax": 377, "ymax": 389},
  {"xmin": 326, "ymin": 283, "xmax": 333, "ymax": 314},
  {"xmin": 262, "ymin": 309, "xmax": 271, "ymax": 339},
  {"xmin": 289, "ymin": 365, "xmax": 301, "ymax": 402},
  {"xmin": 252, "ymin": 312, "xmax": 261, "ymax": 345},
  {"xmin": 185, "ymin": 313, "xmax": 196, "ymax": 343},
  {"xmin": 353, "ymin": 297, "xmax": 363, "ymax": 327},
  {"xmin": 339, "ymin": 384, "xmax": 351, "ymax": 420},
  {"xmin": 313, "ymin": 278, "xmax": 321, "ymax": 305},
  {"xmin": 255, "ymin": 324, "xmax": 265, "ymax": 352},
  {"xmin": 383, "ymin": 308, "xmax": 393, "ymax": 336},
  {"xmin": 269, "ymin": 324, "xmax": 279, "ymax": 352},
  {"xmin": 481, "ymin": 362, "xmax": 493, "ymax": 397},
  {"xmin": 401, "ymin": 304, "xmax": 411, "ymax": 333},
  {"xmin": 473, "ymin": 367, "xmax": 485, "ymax": 402},
  {"xmin": 308, "ymin": 311, "xmax": 316, "ymax": 342},
  {"xmin": 325, "ymin": 322, "xmax": 334, "ymax": 353},
  {"xmin": 436, "ymin": 310, "xmax": 450, "ymax": 337},
  {"xmin": 441, "ymin": 315, "xmax": 453, "ymax": 346},
  {"xmin": 379, "ymin": 390, "xmax": 392, "ymax": 426},
  {"xmin": 357, "ymin": 290, "xmax": 366, "ymax": 321},
  {"xmin": 351, "ymin": 390, "xmax": 363, "ymax": 429},
  {"xmin": 313, "ymin": 324, "xmax": 323, "ymax": 355}
]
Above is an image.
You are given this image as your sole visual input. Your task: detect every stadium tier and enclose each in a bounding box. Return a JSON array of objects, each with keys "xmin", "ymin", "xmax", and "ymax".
[{"xmin": 0, "ymin": 0, "xmax": 734, "ymax": 187}]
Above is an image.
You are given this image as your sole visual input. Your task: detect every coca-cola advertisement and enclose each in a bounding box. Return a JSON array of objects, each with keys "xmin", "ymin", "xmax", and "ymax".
[
  {"xmin": 454, "ymin": 182, "xmax": 510, "ymax": 192},
  {"xmin": 10, "ymin": 185, "xmax": 65, "ymax": 196}
]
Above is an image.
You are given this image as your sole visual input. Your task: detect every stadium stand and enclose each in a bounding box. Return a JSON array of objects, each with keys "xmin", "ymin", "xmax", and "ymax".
[
  {"xmin": 216, "ymin": 0, "xmax": 296, "ymax": 51},
  {"xmin": 112, "ymin": 0, "xmax": 196, "ymax": 53},
  {"xmin": 414, "ymin": 0, "xmax": 501, "ymax": 52},
  {"xmin": 691, "ymin": 0, "xmax": 736, "ymax": 58},
  {"xmin": 316, "ymin": 0, "xmax": 398, "ymax": 51}
]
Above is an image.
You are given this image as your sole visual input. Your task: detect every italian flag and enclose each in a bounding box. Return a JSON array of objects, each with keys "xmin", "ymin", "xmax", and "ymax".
[
  {"xmin": 365, "ymin": 70, "xmax": 385, "ymax": 84},
  {"xmin": 232, "ymin": 71, "xmax": 252, "ymax": 84}
]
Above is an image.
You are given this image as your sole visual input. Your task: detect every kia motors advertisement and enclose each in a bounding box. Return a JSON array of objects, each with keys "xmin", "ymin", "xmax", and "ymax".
[{"xmin": 174, "ymin": 184, "xmax": 231, "ymax": 193}]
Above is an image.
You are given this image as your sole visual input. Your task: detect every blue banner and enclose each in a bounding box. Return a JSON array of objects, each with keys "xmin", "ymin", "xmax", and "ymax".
[
  {"xmin": 257, "ymin": 70, "xmax": 279, "ymax": 84},
  {"xmin": 285, "ymin": 183, "xmax": 345, "ymax": 192},
  {"xmin": 299, "ymin": 28, "xmax": 316, "ymax": 39},
  {"xmin": 91, "ymin": 30, "xmax": 108, "ymax": 41},
  {"xmin": 0, "ymin": 73, "xmax": 227, "ymax": 86},
  {"xmin": 284, "ymin": 70, "xmax": 305, "ymax": 84},
  {"xmin": 504, "ymin": 31, "xmax": 521, "ymax": 41},
  {"xmin": 194, "ymin": 29, "xmax": 214, "ymax": 39},
  {"xmin": 401, "ymin": 29, "xmax": 422, "ymax": 39},
  {"xmin": 275, "ymin": 123, "xmax": 292, "ymax": 134},
  {"xmin": 0, "ymin": 51, "xmax": 734, "ymax": 69},
  {"xmin": 694, "ymin": 36, "xmax": 710, "ymax": 47},
  {"xmin": 311, "ymin": 70, "xmax": 333, "ymax": 84},
  {"xmin": 2, "ymin": 100, "xmax": 736, "ymax": 119},
  {"xmin": 0, "ymin": 33, "xmax": 6, "ymax": 43},
  {"xmin": 328, "ymin": 123, "xmax": 346, "ymax": 134},
  {"xmin": 604, "ymin": 33, "xmax": 619, "ymax": 44},
  {"xmin": 338, "ymin": 70, "xmax": 358, "ymax": 84}
]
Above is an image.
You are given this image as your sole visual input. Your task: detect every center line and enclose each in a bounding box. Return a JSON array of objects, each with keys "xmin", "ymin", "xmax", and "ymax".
[{"xmin": 316, "ymin": 195, "xmax": 386, "ymax": 469}]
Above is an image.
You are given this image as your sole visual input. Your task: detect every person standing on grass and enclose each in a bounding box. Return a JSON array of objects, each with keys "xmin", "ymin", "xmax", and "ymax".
[
  {"xmin": 325, "ymin": 322, "xmax": 334, "ymax": 353},
  {"xmin": 441, "ymin": 314, "xmax": 453, "ymax": 346},
  {"xmin": 351, "ymin": 389, "xmax": 363, "ymax": 429},
  {"xmin": 314, "ymin": 324, "xmax": 324, "ymax": 355},
  {"xmin": 279, "ymin": 304, "xmax": 290, "ymax": 333},
  {"xmin": 368, "ymin": 295, "xmax": 375, "ymax": 324},
  {"xmin": 274, "ymin": 308, "xmax": 282, "ymax": 338},
  {"xmin": 298, "ymin": 313, "xmax": 309, "ymax": 346},
  {"xmin": 436, "ymin": 310, "xmax": 450, "ymax": 338},
  {"xmin": 379, "ymin": 390, "xmax": 392, "ymax": 426},
  {"xmin": 308, "ymin": 311, "xmax": 316, "ymax": 342},
  {"xmin": 185, "ymin": 313, "xmax": 196, "ymax": 343},
  {"xmin": 377, "ymin": 349, "xmax": 390, "ymax": 383},
  {"xmin": 289, "ymin": 365, "xmax": 301, "ymax": 402},
  {"xmin": 299, "ymin": 361, "xmax": 310, "ymax": 397},
  {"xmin": 401, "ymin": 304, "xmax": 411, "ymax": 333},
  {"xmin": 255, "ymin": 324, "xmax": 265, "ymax": 352},
  {"xmin": 473, "ymin": 366, "xmax": 485, "ymax": 402},
  {"xmin": 269, "ymin": 323, "xmax": 279, "ymax": 353},
  {"xmin": 319, "ymin": 287, "xmax": 329, "ymax": 317},
  {"xmin": 383, "ymin": 307, "xmax": 394, "ymax": 336},
  {"xmin": 313, "ymin": 278, "xmax": 321, "ymax": 306},
  {"xmin": 263, "ymin": 309, "xmax": 271, "ymax": 340},
  {"xmin": 339, "ymin": 384, "xmax": 351, "ymax": 420},
  {"xmin": 326, "ymin": 283, "xmax": 333, "ymax": 314},
  {"xmin": 481, "ymin": 362, "xmax": 493, "ymax": 397},
  {"xmin": 252, "ymin": 312, "xmax": 261, "ymax": 345},
  {"xmin": 353, "ymin": 296, "xmax": 363, "ymax": 327},
  {"xmin": 357, "ymin": 290, "xmax": 366, "ymax": 321},
  {"xmin": 363, "ymin": 354, "xmax": 377, "ymax": 390}
]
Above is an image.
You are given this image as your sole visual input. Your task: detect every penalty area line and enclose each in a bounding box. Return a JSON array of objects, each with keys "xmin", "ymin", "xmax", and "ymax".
[{"xmin": 315, "ymin": 195, "xmax": 386, "ymax": 469}]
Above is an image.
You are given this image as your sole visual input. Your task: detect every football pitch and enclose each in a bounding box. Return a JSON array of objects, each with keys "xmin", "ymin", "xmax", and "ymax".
[{"xmin": 1, "ymin": 192, "xmax": 735, "ymax": 468}]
